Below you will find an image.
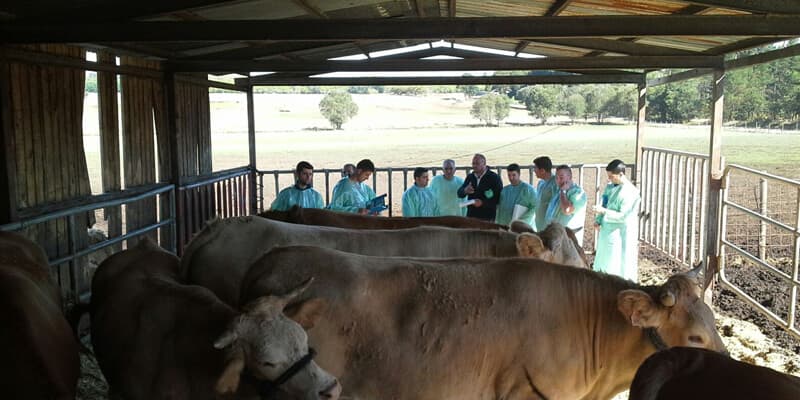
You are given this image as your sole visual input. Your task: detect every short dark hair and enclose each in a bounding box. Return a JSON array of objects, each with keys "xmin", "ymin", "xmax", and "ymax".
[
  {"xmin": 296, "ymin": 161, "xmax": 313, "ymax": 173},
  {"xmin": 356, "ymin": 159, "xmax": 375, "ymax": 172},
  {"xmin": 606, "ymin": 159, "xmax": 626, "ymax": 175},
  {"xmin": 556, "ymin": 164, "xmax": 571, "ymax": 172},
  {"xmin": 413, "ymin": 167, "xmax": 429, "ymax": 178},
  {"xmin": 533, "ymin": 156, "xmax": 552, "ymax": 170},
  {"xmin": 507, "ymin": 163, "xmax": 521, "ymax": 173}
]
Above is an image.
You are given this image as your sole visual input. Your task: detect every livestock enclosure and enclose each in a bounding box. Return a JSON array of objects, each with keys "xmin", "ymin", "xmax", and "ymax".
[{"xmin": 2, "ymin": 1, "xmax": 800, "ymax": 345}]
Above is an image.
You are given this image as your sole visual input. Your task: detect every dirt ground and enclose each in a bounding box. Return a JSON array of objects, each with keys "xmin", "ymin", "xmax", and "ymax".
[{"xmin": 77, "ymin": 249, "xmax": 800, "ymax": 400}]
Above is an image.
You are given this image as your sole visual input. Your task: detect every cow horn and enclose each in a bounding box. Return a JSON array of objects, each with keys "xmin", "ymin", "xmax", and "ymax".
[
  {"xmin": 660, "ymin": 291, "xmax": 676, "ymax": 307},
  {"xmin": 686, "ymin": 262, "xmax": 704, "ymax": 280},
  {"xmin": 281, "ymin": 277, "xmax": 315, "ymax": 303}
]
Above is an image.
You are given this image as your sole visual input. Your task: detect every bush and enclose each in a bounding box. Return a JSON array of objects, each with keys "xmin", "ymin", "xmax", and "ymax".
[{"xmin": 319, "ymin": 92, "xmax": 358, "ymax": 129}]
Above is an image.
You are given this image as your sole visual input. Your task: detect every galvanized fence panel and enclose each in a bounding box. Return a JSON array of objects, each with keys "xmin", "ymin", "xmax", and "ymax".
[
  {"xmin": 256, "ymin": 163, "xmax": 613, "ymax": 252},
  {"xmin": 0, "ymin": 184, "xmax": 176, "ymax": 306},
  {"xmin": 717, "ymin": 164, "xmax": 800, "ymax": 340},
  {"xmin": 639, "ymin": 147, "xmax": 709, "ymax": 266},
  {"xmin": 177, "ymin": 166, "xmax": 252, "ymax": 254}
]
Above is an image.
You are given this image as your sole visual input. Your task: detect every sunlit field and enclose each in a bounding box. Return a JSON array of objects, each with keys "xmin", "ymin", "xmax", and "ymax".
[{"xmin": 81, "ymin": 93, "xmax": 800, "ymax": 194}]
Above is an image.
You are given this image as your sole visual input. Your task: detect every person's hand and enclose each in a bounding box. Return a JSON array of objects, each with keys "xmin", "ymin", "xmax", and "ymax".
[
  {"xmin": 593, "ymin": 222, "xmax": 600, "ymax": 229},
  {"xmin": 592, "ymin": 205, "xmax": 606, "ymax": 214},
  {"xmin": 464, "ymin": 183, "xmax": 475, "ymax": 195},
  {"xmin": 560, "ymin": 182, "xmax": 571, "ymax": 191},
  {"xmin": 357, "ymin": 208, "xmax": 369, "ymax": 215},
  {"xmin": 473, "ymin": 199, "xmax": 483, "ymax": 208}
]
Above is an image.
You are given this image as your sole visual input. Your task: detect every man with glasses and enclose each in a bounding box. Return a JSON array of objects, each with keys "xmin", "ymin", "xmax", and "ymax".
[
  {"xmin": 457, "ymin": 154, "xmax": 503, "ymax": 222},
  {"xmin": 430, "ymin": 159, "xmax": 466, "ymax": 216}
]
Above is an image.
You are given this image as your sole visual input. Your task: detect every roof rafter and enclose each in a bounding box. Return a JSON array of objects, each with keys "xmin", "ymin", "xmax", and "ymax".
[
  {"xmin": 684, "ymin": 1, "xmax": 800, "ymax": 14},
  {"xmin": 10, "ymin": 0, "xmax": 241, "ymax": 22},
  {"xmin": 532, "ymin": 38, "xmax": 701, "ymax": 56},
  {"xmin": 240, "ymin": 73, "xmax": 645, "ymax": 87},
  {"xmin": 544, "ymin": 0, "xmax": 572, "ymax": 17},
  {"xmin": 292, "ymin": 0, "xmax": 328, "ymax": 18},
  {"xmin": 7, "ymin": 15, "xmax": 799, "ymax": 43}
]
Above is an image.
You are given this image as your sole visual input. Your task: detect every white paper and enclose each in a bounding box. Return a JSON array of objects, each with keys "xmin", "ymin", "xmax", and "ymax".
[
  {"xmin": 459, "ymin": 199, "xmax": 476, "ymax": 208},
  {"xmin": 511, "ymin": 204, "xmax": 529, "ymax": 221}
]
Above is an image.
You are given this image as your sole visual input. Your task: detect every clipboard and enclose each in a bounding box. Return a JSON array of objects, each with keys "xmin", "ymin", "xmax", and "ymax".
[{"xmin": 365, "ymin": 194, "xmax": 388, "ymax": 214}]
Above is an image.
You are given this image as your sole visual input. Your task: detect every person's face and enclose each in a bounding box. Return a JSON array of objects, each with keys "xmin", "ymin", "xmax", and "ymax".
[
  {"xmin": 507, "ymin": 170, "xmax": 521, "ymax": 186},
  {"xmin": 607, "ymin": 171, "xmax": 623, "ymax": 185},
  {"xmin": 471, "ymin": 156, "xmax": 486, "ymax": 175},
  {"xmin": 534, "ymin": 166, "xmax": 548, "ymax": 179},
  {"xmin": 415, "ymin": 172, "xmax": 430, "ymax": 188},
  {"xmin": 556, "ymin": 169, "xmax": 572, "ymax": 187},
  {"xmin": 296, "ymin": 168, "xmax": 314, "ymax": 187},
  {"xmin": 442, "ymin": 163, "xmax": 456, "ymax": 179},
  {"xmin": 356, "ymin": 170, "xmax": 372, "ymax": 183},
  {"xmin": 342, "ymin": 166, "xmax": 355, "ymax": 178}
]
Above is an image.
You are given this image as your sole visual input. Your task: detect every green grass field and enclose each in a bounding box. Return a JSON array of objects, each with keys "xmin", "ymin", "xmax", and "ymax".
[{"xmin": 81, "ymin": 93, "xmax": 800, "ymax": 194}]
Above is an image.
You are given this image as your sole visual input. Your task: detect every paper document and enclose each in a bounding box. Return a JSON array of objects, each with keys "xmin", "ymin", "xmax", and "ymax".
[
  {"xmin": 511, "ymin": 204, "xmax": 529, "ymax": 221},
  {"xmin": 459, "ymin": 199, "xmax": 476, "ymax": 208}
]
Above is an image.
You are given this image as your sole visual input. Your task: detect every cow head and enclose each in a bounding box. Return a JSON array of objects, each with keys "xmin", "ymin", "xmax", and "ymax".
[
  {"xmin": 214, "ymin": 278, "xmax": 341, "ymax": 400},
  {"xmin": 617, "ymin": 264, "xmax": 727, "ymax": 353},
  {"xmin": 514, "ymin": 223, "xmax": 589, "ymax": 268}
]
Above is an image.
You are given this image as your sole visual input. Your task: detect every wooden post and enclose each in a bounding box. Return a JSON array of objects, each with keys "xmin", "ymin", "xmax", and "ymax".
[
  {"xmin": 247, "ymin": 83, "xmax": 257, "ymax": 214},
  {"xmin": 164, "ymin": 72, "xmax": 182, "ymax": 253},
  {"xmin": 704, "ymin": 68, "xmax": 725, "ymax": 301},
  {"xmin": 634, "ymin": 80, "xmax": 647, "ymax": 184},
  {"xmin": 0, "ymin": 60, "xmax": 18, "ymax": 224}
]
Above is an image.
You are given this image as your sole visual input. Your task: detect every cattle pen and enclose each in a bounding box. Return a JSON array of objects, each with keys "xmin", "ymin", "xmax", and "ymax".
[{"xmin": 2, "ymin": 1, "xmax": 800, "ymax": 389}]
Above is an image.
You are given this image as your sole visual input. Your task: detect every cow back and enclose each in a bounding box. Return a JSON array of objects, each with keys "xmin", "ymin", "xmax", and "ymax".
[{"xmin": 0, "ymin": 231, "xmax": 80, "ymax": 399}]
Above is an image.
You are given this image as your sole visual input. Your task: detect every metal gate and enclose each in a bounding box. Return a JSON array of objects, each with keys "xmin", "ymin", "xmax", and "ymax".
[{"xmin": 716, "ymin": 164, "xmax": 800, "ymax": 340}]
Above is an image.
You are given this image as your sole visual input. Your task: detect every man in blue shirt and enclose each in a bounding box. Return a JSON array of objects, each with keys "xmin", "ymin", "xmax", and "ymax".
[
  {"xmin": 547, "ymin": 165, "xmax": 588, "ymax": 246},
  {"xmin": 533, "ymin": 156, "xmax": 557, "ymax": 232},
  {"xmin": 402, "ymin": 167, "xmax": 439, "ymax": 217},
  {"xmin": 329, "ymin": 159, "xmax": 378, "ymax": 214},
  {"xmin": 270, "ymin": 161, "xmax": 324, "ymax": 211}
]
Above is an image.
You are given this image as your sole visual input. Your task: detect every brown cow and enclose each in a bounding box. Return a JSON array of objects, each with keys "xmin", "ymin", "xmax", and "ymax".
[
  {"xmin": 241, "ymin": 245, "xmax": 727, "ymax": 400},
  {"xmin": 181, "ymin": 216, "xmax": 587, "ymax": 306},
  {"xmin": 629, "ymin": 347, "xmax": 800, "ymax": 400},
  {"xmin": 90, "ymin": 238, "xmax": 341, "ymax": 400},
  {"xmin": 0, "ymin": 231, "xmax": 80, "ymax": 400},
  {"xmin": 260, "ymin": 205, "xmax": 508, "ymax": 230}
]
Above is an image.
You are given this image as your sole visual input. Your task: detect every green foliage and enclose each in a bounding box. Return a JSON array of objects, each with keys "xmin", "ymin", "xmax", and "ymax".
[
  {"xmin": 516, "ymin": 86, "xmax": 558, "ymax": 124},
  {"xmin": 457, "ymin": 84, "xmax": 482, "ymax": 98},
  {"xmin": 563, "ymin": 93, "xmax": 586, "ymax": 122},
  {"xmin": 470, "ymin": 93, "xmax": 511, "ymax": 126},
  {"xmin": 85, "ymin": 72, "xmax": 97, "ymax": 93},
  {"xmin": 319, "ymin": 91, "xmax": 359, "ymax": 129},
  {"xmin": 387, "ymin": 86, "xmax": 427, "ymax": 96}
]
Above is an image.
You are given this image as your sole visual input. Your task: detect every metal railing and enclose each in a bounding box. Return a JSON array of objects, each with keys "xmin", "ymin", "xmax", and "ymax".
[
  {"xmin": 638, "ymin": 147, "xmax": 710, "ymax": 266},
  {"xmin": 717, "ymin": 164, "xmax": 800, "ymax": 340},
  {"xmin": 176, "ymin": 166, "xmax": 252, "ymax": 254},
  {"xmin": 256, "ymin": 163, "xmax": 615, "ymax": 250},
  {"xmin": 0, "ymin": 184, "xmax": 176, "ymax": 305}
]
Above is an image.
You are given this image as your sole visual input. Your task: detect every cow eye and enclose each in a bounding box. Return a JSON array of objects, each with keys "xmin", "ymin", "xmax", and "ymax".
[{"xmin": 688, "ymin": 335, "xmax": 704, "ymax": 344}]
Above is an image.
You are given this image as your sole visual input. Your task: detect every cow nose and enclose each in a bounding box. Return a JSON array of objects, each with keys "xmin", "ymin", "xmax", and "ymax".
[{"xmin": 319, "ymin": 379, "xmax": 342, "ymax": 400}]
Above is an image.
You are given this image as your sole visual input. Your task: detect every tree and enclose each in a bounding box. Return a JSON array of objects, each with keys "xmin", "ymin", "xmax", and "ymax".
[
  {"xmin": 563, "ymin": 93, "xmax": 586, "ymax": 123},
  {"xmin": 457, "ymin": 83, "xmax": 482, "ymax": 98},
  {"xmin": 319, "ymin": 92, "xmax": 358, "ymax": 129},
  {"xmin": 516, "ymin": 86, "xmax": 558, "ymax": 124},
  {"xmin": 470, "ymin": 93, "xmax": 511, "ymax": 126}
]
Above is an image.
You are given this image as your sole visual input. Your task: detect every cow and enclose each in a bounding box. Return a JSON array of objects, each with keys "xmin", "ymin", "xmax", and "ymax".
[
  {"xmin": 629, "ymin": 347, "xmax": 800, "ymax": 400},
  {"xmin": 240, "ymin": 245, "xmax": 727, "ymax": 400},
  {"xmin": 0, "ymin": 231, "xmax": 80, "ymax": 400},
  {"xmin": 90, "ymin": 238, "xmax": 341, "ymax": 400},
  {"xmin": 181, "ymin": 216, "xmax": 587, "ymax": 306},
  {"xmin": 260, "ymin": 205, "xmax": 508, "ymax": 230}
]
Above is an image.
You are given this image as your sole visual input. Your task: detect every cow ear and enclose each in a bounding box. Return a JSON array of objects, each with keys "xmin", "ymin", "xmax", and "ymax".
[
  {"xmin": 617, "ymin": 290, "xmax": 664, "ymax": 328},
  {"xmin": 517, "ymin": 233, "xmax": 549, "ymax": 258},
  {"xmin": 510, "ymin": 220, "xmax": 535, "ymax": 233},
  {"xmin": 284, "ymin": 298, "xmax": 327, "ymax": 330},
  {"xmin": 214, "ymin": 329, "xmax": 239, "ymax": 349},
  {"xmin": 215, "ymin": 350, "xmax": 245, "ymax": 395}
]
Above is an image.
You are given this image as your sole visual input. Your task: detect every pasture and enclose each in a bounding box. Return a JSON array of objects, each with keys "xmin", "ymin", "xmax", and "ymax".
[{"xmin": 80, "ymin": 93, "xmax": 800, "ymax": 195}]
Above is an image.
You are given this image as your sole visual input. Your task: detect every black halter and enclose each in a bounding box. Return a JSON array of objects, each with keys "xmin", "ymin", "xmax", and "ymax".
[
  {"xmin": 248, "ymin": 347, "xmax": 318, "ymax": 399},
  {"xmin": 645, "ymin": 328, "xmax": 669, "ymax": 351}
]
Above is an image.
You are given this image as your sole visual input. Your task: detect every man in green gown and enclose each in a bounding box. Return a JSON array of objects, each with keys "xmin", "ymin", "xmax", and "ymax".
[
  {"xmin": 270, "ymin": 161, "xmax": 324, "ymax": 211},
  {"xmin": 329, "ymin": 159, "xmax": 378, "ymax": 214},
  {"xmin": 430, "ymin": 159, "xmax": 466, "ymax": 217},
  {"xmin": 495, "ymin": 163, "xmax": 537, "ymax": 226},
  {"xmin": 402, "ymin": 167, "xmax": 439, "ymax": 217}
]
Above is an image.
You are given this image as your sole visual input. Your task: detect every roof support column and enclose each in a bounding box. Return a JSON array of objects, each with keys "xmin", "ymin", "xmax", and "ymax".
[
  {"xmin": 704, "ymin": 68, "xmax": 725, "ymax": 302},
  {"xmin": 164, "ymin": 72, "xmax": 181, "ymax": 253},
  {"xmin": 0, "ymin": 59, "xmax": 18, "ymax": 224},
  {"xmin": 247, "ymin": 83, "xmax": 258, "ymax": 214},
  {"xmin": 634, "ymin": 80, "xmax": 647, "ymax": 183}
]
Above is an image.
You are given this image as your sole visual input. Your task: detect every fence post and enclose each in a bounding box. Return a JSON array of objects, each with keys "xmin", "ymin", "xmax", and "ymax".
[{"xmin": 759, "ymin": 178, "xmax": 768, "ymax": 260}]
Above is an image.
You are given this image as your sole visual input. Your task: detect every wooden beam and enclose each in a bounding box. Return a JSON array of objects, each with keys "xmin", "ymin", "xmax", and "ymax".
[
  {"xmin": 0, "ymin": 59, "xmax": 17, "ymax": 223},
  {"xmin": 725, "ymin": 43, "xmax": 800, "ymax": 70},
  {"xmin": 704, "ymin": 67, "xmax": 726, "ymax": 297},
  {"xmin": 647, "ymin": 68, "xmax": 713, "ymax": 86},
  {"xmin": 514, "ymin": 40, "xmax": 530, "ymax": 55},
  {"xmin": 292, "ymin": 0, "xmax": 328, "ymax": 18},
  {"xmin": 413, "ymin": 0, "xmax": 426, "ymax": 17},
  {"xmin": 0, "ymin": 46, "xmax": 164, "ymax": 78},
  {"xmin": 634, "ymin": 82, "xmax": 646, "ymax": 183},
  {"xmin": 246, "ymin": 84, "xmax": 257, "ymax": 214},
  {"xmin": 709, "ymin": 69, "xmax": 724, "ymax": 179},
  {"xmin": 544, "ymin": 0, "xmax": 572, "ymax": 16},
  {"xmin": 4, "ymin": 15, "xmax": 800, "ymax": 43},
  {"xmin": 239, "ymin": 73, "xmax": 645, "ymax": 86},
  {"xmin": 448, "ymin": 0, "xmax": 455, "ymax": 18},
  {"xmin": 167, "ymin": 55, "xmax": 724, "ymax": 73},
  {"xmin": 704, "ymin": 37, "xmax": 792, "ymax": 55},
  {"xmin": 685, "ymin": 1, "xmax": 800, "ymax": 14},
  {"xmin": 11, "ymin": 0, "xmax": 240, "ymax": 21}
]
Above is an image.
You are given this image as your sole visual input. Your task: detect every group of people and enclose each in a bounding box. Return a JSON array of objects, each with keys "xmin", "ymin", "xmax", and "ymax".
[{"xmin": 270, "ymin": 155, "xmax": 641, "ymax": 282}]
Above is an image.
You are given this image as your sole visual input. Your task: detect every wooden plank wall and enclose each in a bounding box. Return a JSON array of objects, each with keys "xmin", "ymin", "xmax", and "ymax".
[
  {"xmin": 97, "ymin": 51, "xmax": 122, "ymax": 251},
  {"xmin": 120, "ymin": 56, "xmax": 160, "ymax": 244},
  {"xmin": 176, "ymin": 79, "xmax": 212, "ymax": 177},
  {"xmin": 4, "ymin": 44, "xmax": 92, "ymax": 301}
]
